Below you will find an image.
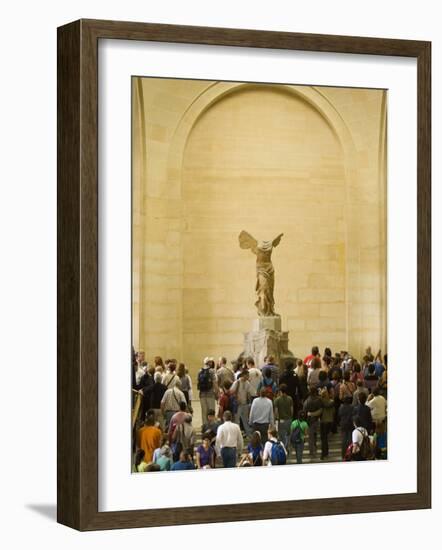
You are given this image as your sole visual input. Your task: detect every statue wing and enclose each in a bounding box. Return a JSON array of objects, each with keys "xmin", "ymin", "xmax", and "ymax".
[
  {"xmin": 272, "ymin": 233, "xmax": 284, "ymax": 247},
  {"xmin": 239, "ymin": 230, "xmax": 258, "ymax": 251}
]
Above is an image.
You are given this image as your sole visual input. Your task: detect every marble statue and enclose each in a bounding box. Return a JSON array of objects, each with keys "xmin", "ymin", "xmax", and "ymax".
[{"xmin": 239, "ymin": 230, "xmax": 284, "ymax": 317}]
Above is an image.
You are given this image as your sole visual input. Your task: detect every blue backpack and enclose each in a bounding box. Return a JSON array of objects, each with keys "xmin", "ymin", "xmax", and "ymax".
[{"xmin": 270, "ymin": 440, "xmax": 287, "ymax": 465}]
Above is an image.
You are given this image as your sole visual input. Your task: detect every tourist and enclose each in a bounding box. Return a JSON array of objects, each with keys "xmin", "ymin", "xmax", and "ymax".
[
  {"xmin": 246, "ymin": 430, "xmax": 264, "ymax": 466},
  {"xmin": 364, "ymin": 363, "xmax": 380, "ymax": 392},
  {"xmin": 262, "ymin": 355, "xmax": 279, "ymax": 385},
  {"xmin": 290, "ymin": 411, "xmax": 309, "ymax": 464},
  {"xmin": 303, "ymin": 387, "xmax": 323, "ymax": 458},
  {"xmin": 350, "ymin": 362, "xmax": 364, "ymax": 385},
  {"xmin": 249, "ymin": 387, "xmax": 275, "ymax": 443},
  {"xmin": 152, "ymin": 434, "xmax": 168, "ymax": 463},
  {"xmin": 216, "ymin": 356, "xmax": 235, "ymax": 388},
  {"xmin": 231, "ymin": 370, "xmax": 253, "ymax": 436},
  {"xmin": 373, "ymin": 420, "xmax": 387, "ymax": 459},
  {"xmin": 246, "ymin": 357, "xmax": 262, "ymax": 398},
  {"xmin": 177, "ymin": 362, "xmax": 193, "ymax": 409},
  {"xmin": 338, "ymin": 395, "xmax": 354, "ymax": 458},
  {"xmin": 352, "ymin": 379, "xmax": 369, "ymax": 406},
  {"xmin": 218, "ymin": 380, "xmax": 235, "ymax": 419},
  {"xmin": 170, "ymin": 450, "xmax": 196, "ymax": 471},
  {"xmin": 168, "ymin": 401, "xmax": 188, "ymax": 444},
  {"xmin": 262, "ymin": 426, "xmax": 287, "ymax": 466},
  {"xmin": 160, "ymin": 379, "xmax": 187, "ymax": 430},
  {"xmin": 367, "ymin": 388, "xmax": 387, "ymax": 424},
  {"xmin": 307, "ymin": 356, "xmax": 322, "ymax": 389},
  {"xmin": 273, "ymin": 383, "xmax": 293, "ymax": 450},
  {"xmin": 162, "ymin": 361, "xmax": 180, "ymax": 389},
  {"xmin": 341, "ymin": 353, "xmax": 353, "ymax": 375},
  {"xmin": 197, "ymin": 357, "xmax": 219, "ymax": 431},
  {"xmin": 304, "ymin": 346, "xmax": 320, "ymax": 367},
  {"xmin": 257, "ymin": 367, "xmax": 277, "ymax": 400},
  {"xmin": 202, "ymin": 409, "xmax": 221, "ymax": 436},
  {"xmin": 196, "ymin": 434, "xmax": 216, "ymax": 468},
  {"xmin": 155, "ymin": 445, "xmax": 172, "ymax": 471},
  {"xmin": 279, "ymin": 359, "xmax": 300, "ymax": 417},
  {"xmin": 365, "ymin": 347, "xmax": 375, "ymax": 362},
  {"xmin": 317, "ymin": 369, "xmax": 331, "ymax": 392},
  {"xmin": 153, "ymin": 356, "xmax": 165, "ymax": 372},
  {"xmin": 295, "ymin": 359, "xmax": 309, "ymax": 400},
  {"xmin": 349, "ymin": 416, "xmax": 372, "ymax": 461},
  {"xmin": 137, "ymin": 410, "xmax": 162, "ymax": 464},
  {"xmin": 374, "ymin": 351, "xmax": 386, "ymax": 378},
  {"xmin": 135, "ymin": 363, "xmax": 154, "ymax": 395},
  {"xmin": 135, "ymin": 350, "xmax": 147, "ymax": 385},
  {"xmin": 339, "ymin": 370, "xmax": 356, "ymax": 401},
  {"xmin": 215, "ymin": 410, "xmax": 243, "ymax": 468},
  {"xmin": 141, "ymin": 371, "xmax": 167, "ymax": 427},
  {"xmin": 378, "ymin": 369, "xmax": 388, "ymax": 399},
  {"xmin": 319, "ymin": 387, "xmax": 335, "ymax": 460},
  {"xmin": 133, "ymin": 448, "xmax": 148, "ymax": 472},
  {"xmin": 353, "ymin": 392, "xmax": 373, "ymax": 433},
  {"xmin": 171, "ymin": 414, "xmax": 196, "ymax": 462},
  {"xmin": 330, "ymin": 369, "xmax": 343, "ymax": 433}
]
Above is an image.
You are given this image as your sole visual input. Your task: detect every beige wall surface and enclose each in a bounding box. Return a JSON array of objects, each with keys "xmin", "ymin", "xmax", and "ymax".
[{"xmin": 132, "ymin": 77, "xmax": 387, "ymax": 378}]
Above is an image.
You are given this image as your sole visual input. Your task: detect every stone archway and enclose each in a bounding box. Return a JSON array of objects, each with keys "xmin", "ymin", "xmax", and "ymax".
[{"xmin": 168, "ymin": 82, "xmax": 360, "ymax": 368}]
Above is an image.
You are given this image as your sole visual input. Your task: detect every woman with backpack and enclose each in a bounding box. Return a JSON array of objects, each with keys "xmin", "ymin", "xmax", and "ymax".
[
  {"xmin": 246, "ymin": 430, "xmax": 264, "ymax": 466},
  {"xmin": 290, "ymin": 411, "xmax": 309, "ymax": 464}
]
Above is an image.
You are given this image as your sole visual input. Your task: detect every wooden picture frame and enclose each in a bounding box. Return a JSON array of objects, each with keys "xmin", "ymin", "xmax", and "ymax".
[{"xmin": 57, "ymin": 19, "xmax": 431, "ymax": 531}]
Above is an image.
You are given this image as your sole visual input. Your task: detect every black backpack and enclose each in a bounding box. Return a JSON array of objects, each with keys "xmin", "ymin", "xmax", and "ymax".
[{"xmin": 198, "ymin": 368, "xmax": 213, "ymax": 392}]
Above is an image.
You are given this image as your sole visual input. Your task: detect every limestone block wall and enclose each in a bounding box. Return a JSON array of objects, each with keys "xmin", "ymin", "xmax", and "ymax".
[{"xmin": 132, "ymin": 78, "xmax": 387, "ymax": 378}]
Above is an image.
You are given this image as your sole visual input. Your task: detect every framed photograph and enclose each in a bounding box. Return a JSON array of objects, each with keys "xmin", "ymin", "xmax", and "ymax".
[{"xmin": 57, "ymin": 19, "xmax": 431, "ymax": 530}]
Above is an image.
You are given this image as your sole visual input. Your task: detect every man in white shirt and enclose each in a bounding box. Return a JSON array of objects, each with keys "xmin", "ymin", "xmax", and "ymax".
[
  {"xmin": 215, "ymin": 411, "xmax": 243, "ymax": 468},
  {"xmin": 249, "ymin": 388, "xmax": 274, "ymax": 443},
  {"xmin": 262, "ymin": 426, "xmax": 287, "ymax": 466},
  {"xmin": 367, "ymin": 388, "xmax": 387, "ymax": 423}
]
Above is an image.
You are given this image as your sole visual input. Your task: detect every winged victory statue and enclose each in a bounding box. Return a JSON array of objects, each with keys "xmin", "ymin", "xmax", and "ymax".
[{"xmin": 239, "ymin": 230, "xmax": 284, "ymax": 317}]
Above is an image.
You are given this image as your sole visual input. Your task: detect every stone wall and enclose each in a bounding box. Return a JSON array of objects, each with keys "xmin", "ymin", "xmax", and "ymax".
[{"xmin": 132, "ymin": 77, "xmax": 387, "ymax": 377}]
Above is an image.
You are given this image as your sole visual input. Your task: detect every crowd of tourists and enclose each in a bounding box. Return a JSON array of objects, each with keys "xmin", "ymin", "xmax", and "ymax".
[{"xmin": 132, "ymin": 346, "xmax": 387, "ymax": 472}]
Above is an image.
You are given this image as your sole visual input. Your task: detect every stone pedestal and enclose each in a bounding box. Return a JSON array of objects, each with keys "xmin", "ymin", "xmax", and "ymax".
[{"xmin": 243, "ymin": 316, "xmax": 294, "ymax": 369}]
